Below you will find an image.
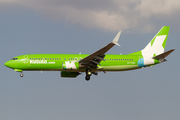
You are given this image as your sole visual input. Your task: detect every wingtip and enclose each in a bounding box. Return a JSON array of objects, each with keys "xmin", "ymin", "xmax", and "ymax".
[
  {"xmin": 115, "ymin": 43, "xmax": 120, "ymax": 46},
  {"xmin": 112, "ymin": 31, "xmax": 121, "ymax": 46}
]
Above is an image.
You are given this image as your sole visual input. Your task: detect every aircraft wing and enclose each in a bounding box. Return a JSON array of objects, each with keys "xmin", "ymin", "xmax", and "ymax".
[{"xmin": 79, "ymin": 31, "xmax": 121, "ymax": 68}]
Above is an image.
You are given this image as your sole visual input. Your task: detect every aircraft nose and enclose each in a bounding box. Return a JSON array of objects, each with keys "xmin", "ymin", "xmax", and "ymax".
[{"xmin": 4, "ymin": 61, "xmax": 11, "ymax": 68}]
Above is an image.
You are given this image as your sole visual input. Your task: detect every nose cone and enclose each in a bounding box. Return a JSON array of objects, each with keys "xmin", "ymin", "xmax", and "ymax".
[{"xmin": 4, "ymin": 61, "xmax": 11, "ymax": 68}]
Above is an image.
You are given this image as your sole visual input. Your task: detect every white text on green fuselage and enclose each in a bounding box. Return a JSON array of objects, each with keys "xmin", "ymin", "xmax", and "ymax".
[{"xmin": 30, "ymin": 60, "xmax": 47, "ymax": 64}]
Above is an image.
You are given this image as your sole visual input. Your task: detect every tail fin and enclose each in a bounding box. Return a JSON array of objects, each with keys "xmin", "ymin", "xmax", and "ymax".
[{"xmin": 142, "ymin": 26, "xmax": 170, "ymax": 57}]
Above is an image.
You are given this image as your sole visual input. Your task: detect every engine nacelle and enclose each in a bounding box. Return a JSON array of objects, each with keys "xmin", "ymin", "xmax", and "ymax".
[
  {"xmin": 62, "ymin": 61, "xmax": 80, "ymax": 70},
  {"xmin": 61, "ymin": 71, "xmax": 80, "ymax": 78}
]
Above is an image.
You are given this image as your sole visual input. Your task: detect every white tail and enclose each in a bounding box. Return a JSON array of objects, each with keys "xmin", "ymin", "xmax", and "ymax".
[{"xmin": 141, "ymin": 26, "xmax": 170, "ymax": 65}]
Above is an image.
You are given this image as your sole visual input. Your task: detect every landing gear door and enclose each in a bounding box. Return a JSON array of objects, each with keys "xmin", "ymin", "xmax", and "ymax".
[{"xmin": 24, "ymin": 55, "xmax": 28, "ymax": 64}]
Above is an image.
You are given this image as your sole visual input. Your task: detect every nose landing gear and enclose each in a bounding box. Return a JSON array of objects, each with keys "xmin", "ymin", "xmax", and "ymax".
[{"xmin": 20, "ymin": 72, "xmax": 24, "ymax": 77}]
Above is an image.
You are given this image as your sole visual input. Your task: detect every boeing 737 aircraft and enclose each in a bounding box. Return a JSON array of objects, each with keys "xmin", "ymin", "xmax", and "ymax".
[{"xmin": 4, "ymin": 26, "xmax": 174, "ymax": 81}]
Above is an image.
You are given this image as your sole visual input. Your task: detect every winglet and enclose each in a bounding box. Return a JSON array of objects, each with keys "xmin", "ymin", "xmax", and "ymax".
[{"xmin": 112, "ymin": 31, "xmax": 121, "ymax": 46}]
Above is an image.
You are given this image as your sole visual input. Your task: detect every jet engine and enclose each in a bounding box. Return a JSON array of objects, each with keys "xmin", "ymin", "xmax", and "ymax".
[{"xmin": 61, "ymin": 71, "xmax": 80, "ymax": 78}]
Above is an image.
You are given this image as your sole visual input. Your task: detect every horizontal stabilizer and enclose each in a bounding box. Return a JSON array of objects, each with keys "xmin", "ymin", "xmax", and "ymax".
[{"xmin": 152, "ymin": 49, "xmax": 175, "ymax": 59}]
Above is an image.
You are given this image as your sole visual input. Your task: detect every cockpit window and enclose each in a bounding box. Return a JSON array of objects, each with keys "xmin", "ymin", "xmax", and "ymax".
[{"xmin": 11, "ymin": 58, "xmax": 18, "ymax": 60}]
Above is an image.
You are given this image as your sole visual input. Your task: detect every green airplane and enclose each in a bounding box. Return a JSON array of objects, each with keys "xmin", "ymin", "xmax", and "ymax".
[{"xmin": 4, "ymin": 26, "xmax": 175, "ymax": 81}]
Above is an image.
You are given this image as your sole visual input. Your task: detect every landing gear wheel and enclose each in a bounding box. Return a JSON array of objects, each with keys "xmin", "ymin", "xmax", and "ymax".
[
  {"xmin": 85, "ymin": 68, "xmax": 92, "ymax": 81},
  {"xmin": 85, "ymin": 75, "xmax": 90, "ymax": 81},
  {"xmin": 20, "ymin": 73, "xmax": 24, "ymax": 77}
]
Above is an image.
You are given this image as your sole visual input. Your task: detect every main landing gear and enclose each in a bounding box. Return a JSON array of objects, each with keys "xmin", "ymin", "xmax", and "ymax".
[
  {"xmin": 85, "ymin": 69, "xmax": 92, "ymax": 81},
  {"xmin": 20, "ymin": 72, "xmax": 24, "ymax": 77}
]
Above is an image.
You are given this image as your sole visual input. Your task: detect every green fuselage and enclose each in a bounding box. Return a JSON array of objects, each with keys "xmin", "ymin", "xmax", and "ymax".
[{"xmin": 4, "ymin": 54, "xmax": 159, "ymax": 72}]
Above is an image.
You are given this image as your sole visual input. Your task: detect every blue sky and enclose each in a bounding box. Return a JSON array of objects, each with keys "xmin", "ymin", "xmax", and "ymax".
[{"xmin": 0, "ymin": 1, "xmax": 179, "ymax": 120}]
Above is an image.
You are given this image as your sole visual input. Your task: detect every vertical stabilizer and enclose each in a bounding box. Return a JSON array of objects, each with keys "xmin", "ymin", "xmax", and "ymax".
[
  {"xmin": 142, "ymin": 26, "xmax": 170, "ymax": 56},
  {"xmin": 141, "ymin": 26, "xmax": 170, "ymax": 65}
]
